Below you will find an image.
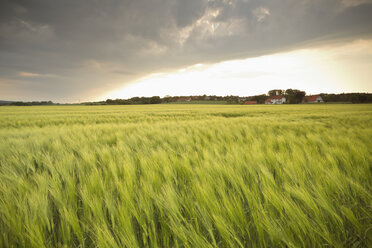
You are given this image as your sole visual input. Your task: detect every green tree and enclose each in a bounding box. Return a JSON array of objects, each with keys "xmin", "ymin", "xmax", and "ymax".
[
  {"xmin": 284, "ymin": 89, "xmax": 306, "ymax": 104},
  {"xmin": 268, "ymin": 89, "xmax": 283, "ymax": 96}
]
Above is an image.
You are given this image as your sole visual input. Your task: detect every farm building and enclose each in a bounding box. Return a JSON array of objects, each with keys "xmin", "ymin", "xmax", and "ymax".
[
  {"xmin": 244, "ymin": 101, "xmax": 257, "ymax": 105},
  {"xmin": 265, "ymin": 96, "xmax": 286, "ymax": 104},
  {"xmin": 302, "ymin": 95, "xmax": 324, "ymax": 103}
]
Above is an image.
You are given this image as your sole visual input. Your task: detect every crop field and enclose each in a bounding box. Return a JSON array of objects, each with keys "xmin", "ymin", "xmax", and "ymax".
[{"xmin": 0, "ymin": 104, "xmax": 371, "ymax": 247}]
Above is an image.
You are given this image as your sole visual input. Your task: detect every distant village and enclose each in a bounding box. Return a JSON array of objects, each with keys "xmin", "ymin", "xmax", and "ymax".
[{"xmin": 1, "ymin": 90, "xmax": 372, "ymax": 106}]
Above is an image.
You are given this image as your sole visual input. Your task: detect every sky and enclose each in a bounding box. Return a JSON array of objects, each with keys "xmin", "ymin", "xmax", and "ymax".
[{"xmin": 1, "ymin": 0, "xmax": 372, "ymax": 103}]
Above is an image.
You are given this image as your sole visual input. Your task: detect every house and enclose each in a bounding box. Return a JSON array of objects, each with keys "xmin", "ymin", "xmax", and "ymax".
[
  {"xmin": 265, "ymin": 96, "xmax": 286, "ymax": 104},
  {"xmin": 244, "ymin": 101, "xmax": 257, "ymax": 105},
  {"xmin": 302, "ymin": 95, "xmax": 324, "ymax": 103}
]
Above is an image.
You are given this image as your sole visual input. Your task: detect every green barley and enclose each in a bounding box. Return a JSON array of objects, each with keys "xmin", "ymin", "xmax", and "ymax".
[{"xmin": 0, "ymin": 104, "xmax": 371, "ymax": 247}]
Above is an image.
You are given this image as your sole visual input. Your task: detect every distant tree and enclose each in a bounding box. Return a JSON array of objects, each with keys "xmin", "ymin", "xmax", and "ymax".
[
  {"xmin": 10, "ymin": 101, "xmax": 53, "ymax": 106},
  {"xmin": 103, "ymin": 93, "xmax": 372, "ymax": 105},
  {"xmin": 225, "ymin": 95, "xmax": 240, "ymax": 104},
  {"xmin": 284, "ymin": 89, "xmax": 306, "ymax": 104},
  {"xmin": 11, "ymin": 101, "xmax": 30, "ymax": 106},
  {"xmin": 249, "ymin": 94, "xmax": 268, "ymax": 104},
  {"xmin": 268, "ymin": 89, "xmax": 283, "ymax": 96},
  {"xmin": 150, "ymin": 96, "xmax": 161, "ymax": 104},
  {"xmin": 320, "ymin": 93, "xmax": 372, "ymax": 103},
  {"xmin": 294, "ymin": 90, "xmax": 306, "ymax": 104}
]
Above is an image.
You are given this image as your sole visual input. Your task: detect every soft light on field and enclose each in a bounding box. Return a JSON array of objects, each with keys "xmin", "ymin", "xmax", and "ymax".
[
  {"xmin": 103, "ymin": 40, "xmax": 372, "ymax": 100},
  {"xmin": 0, "ymin": 104, "xmax": 371, "ymax": 247}
]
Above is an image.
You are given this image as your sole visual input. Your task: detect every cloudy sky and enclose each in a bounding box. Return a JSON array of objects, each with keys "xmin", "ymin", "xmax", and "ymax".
[{"xmin": 1, "ymin": 0, "xmax": 372, "ymax": 102}]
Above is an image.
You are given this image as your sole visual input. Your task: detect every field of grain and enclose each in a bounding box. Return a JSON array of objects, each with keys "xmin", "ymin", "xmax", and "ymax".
[{"xmin": 0, "ymin": 104, "xmax": 371, "ymax": 247}]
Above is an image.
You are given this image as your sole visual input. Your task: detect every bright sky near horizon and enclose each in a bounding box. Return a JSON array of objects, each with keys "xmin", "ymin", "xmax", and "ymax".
[
  {"xmin": 102, "ymin": 39, "xmax": 372, "ymax": 100},
  {"xmin": 1, "ymin": 0, "xmax": 372, "ymax": 102}
]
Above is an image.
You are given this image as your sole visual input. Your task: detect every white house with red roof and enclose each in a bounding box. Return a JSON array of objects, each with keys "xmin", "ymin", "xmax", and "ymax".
[
  {"xmin": 265, "ymin": 96, "xmax": 286, "ymax": 104},
  {"xmin": 302, "ymin": 95, "xmax": 324, "ymax": 103}
]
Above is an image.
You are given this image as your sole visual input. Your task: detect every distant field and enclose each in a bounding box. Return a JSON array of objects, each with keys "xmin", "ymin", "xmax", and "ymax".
[{"xmin": 0, "ymin": 104, "xmax": 371, "ymax": 247}]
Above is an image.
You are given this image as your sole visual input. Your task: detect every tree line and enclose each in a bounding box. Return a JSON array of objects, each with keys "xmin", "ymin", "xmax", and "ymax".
[
  {"xmin": 102, "ymin": 90, "xmax": 372, "ymax": 105},
  {"xmin": 320, "ymin": 93, "xmax": 372, "ymax": 103},
  {"xmin": 2, "ymin": 91, "xmax": 371, "ymax": 106},
  {"xmin": 0, "ymin": 101, "xmax": 54, "ymax": 106}
]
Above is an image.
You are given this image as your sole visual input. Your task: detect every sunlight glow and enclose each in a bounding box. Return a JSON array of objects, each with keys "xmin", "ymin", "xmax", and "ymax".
[{"xmin": 102, "ymin": 40, "xmax": 372, "ymax": 100}]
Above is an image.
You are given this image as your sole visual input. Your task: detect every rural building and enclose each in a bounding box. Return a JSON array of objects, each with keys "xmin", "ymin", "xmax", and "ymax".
[
  {"xmin": 302, "ymin": 95, "xmax": 324, "ymax": 103},
  {"xmin": 265, "ymin": 96, "xmax": 286, "ymax": 104},
  {"xmin": 244, "ymin": 101, "xmax": 257, "ymax": 105}
]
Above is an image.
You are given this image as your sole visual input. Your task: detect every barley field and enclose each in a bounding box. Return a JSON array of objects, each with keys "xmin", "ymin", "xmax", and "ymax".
[{"xmin": 0, "ymin": 104, "xmax": 371, "ymax": 247}]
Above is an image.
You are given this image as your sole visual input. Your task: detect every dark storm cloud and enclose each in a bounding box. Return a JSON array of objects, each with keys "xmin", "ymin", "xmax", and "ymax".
[{"xmin": 1, "ymin": 0, "xmax": 372, "ymax": 101}]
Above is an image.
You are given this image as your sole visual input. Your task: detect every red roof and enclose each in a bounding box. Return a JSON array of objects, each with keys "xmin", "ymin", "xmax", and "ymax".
[
  {"xmin": 266, "ymin": 95, "xmax": 285, "ymax": 102},
  {"xmin": 303, "ymin": 95, "xmax": 320, "ymax": 102}
]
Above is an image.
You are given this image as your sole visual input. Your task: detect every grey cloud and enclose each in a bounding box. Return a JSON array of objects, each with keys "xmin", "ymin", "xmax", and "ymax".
[
  {"xmin": 0, "ymin": 0, "xmax": 372, "ymax": 101},
  {"xmin": 173, "ymin": 0, "xmax": 207, "ymax": 28}
]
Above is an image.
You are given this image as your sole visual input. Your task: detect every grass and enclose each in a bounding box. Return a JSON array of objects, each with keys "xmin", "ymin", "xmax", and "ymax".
[{"xmin": 0, "ymin": 104, "xmax": 371, "ymax": 247}]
